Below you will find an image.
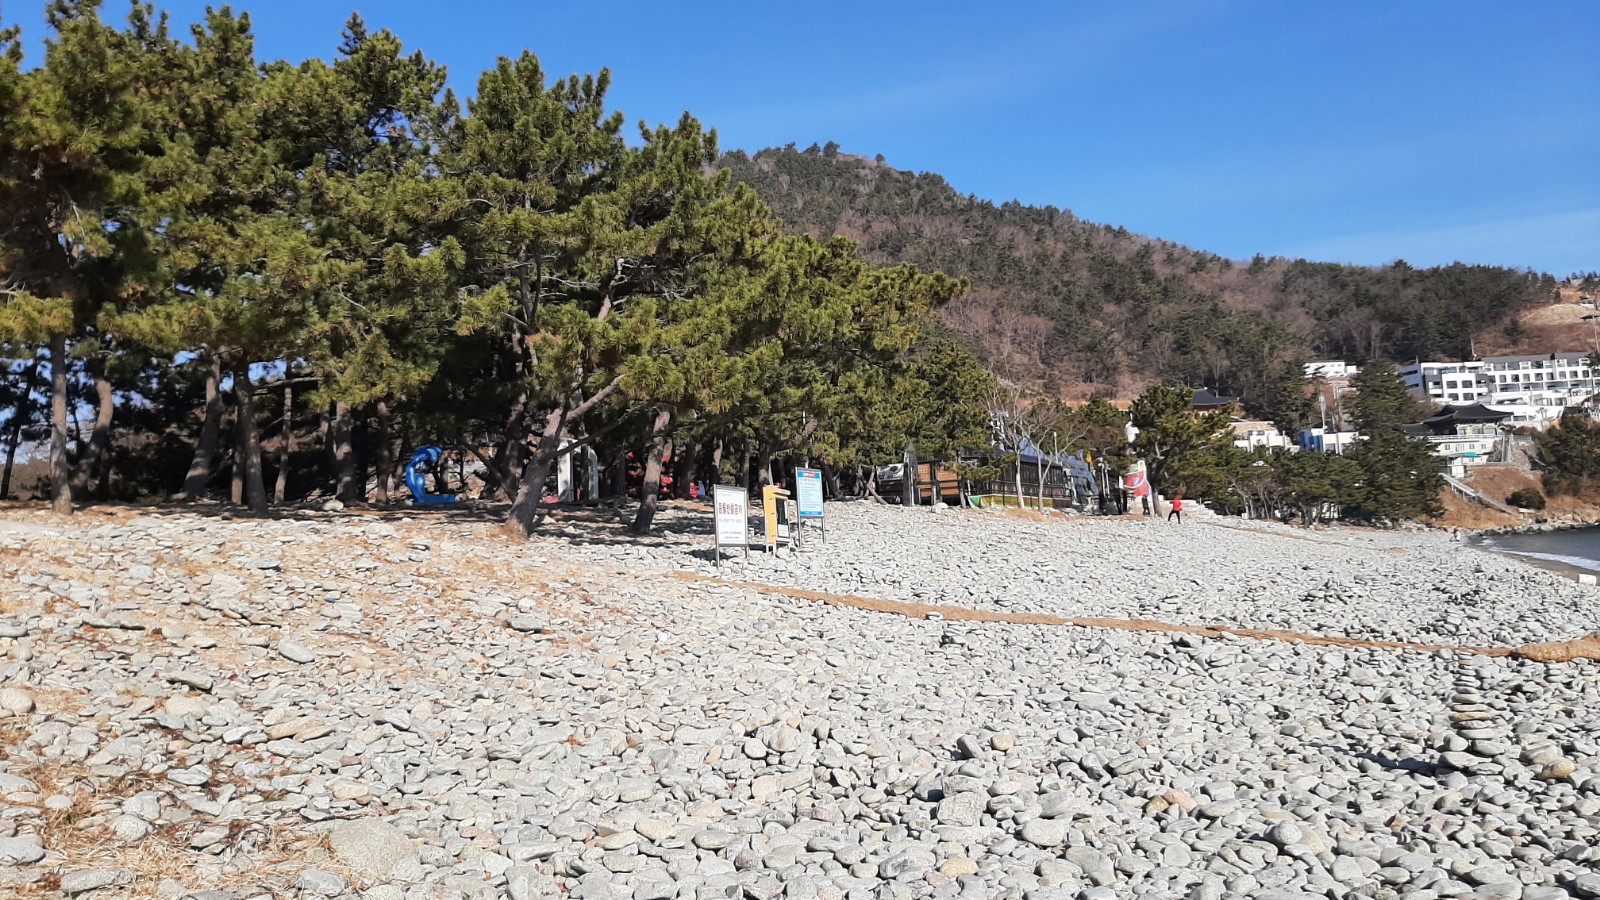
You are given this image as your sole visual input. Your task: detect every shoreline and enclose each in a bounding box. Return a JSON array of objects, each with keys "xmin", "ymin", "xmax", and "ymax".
[
  {"xmin": 1471, "ymin": 515, "xmax": 1600, "ymax": 536},
  {"xmin": 1469, "ymin": 527, "xmax": 1600, "ymax": 586}
]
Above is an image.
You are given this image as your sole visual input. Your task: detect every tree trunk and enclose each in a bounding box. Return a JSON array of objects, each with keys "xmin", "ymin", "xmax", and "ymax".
[
  {"xmin": 374, "ymin": 400, "xmax": 392, "ymax": 505},
  {"xmin": 758, "ymin": 451, "xmax": 773, "ymax": 488},
  {"xmin": 608, "ymin": 445, "xmax": 627, "ymax": 502},
  {"xmin": 234, "ymin": 364, "xmax": 269, "ymax": 515},
  {"xmin": 0, "ymin": 437, "xmax": 18, "ymax": 502},
  {"xmin": 505, "ymin": 409, "xmax": 564, "ymax": 536},
  {"xmin": 1013, "ymin": 461, "xmax": 1024, "ymax": 509},
  {"xmin": 274, "ymin": 381, "xmax": 293, "ymax": 504},
  {"xmin": 230, "ymin": 389, "xmax": 244, "ymax": 505},
  {"xmin": 316, "ymin": 403, "xmax": 330, "ymax": 490},
  {"xmin": 630, "ymin": 407, "xmax": 673, "ymax": 534},
  {"xmin": 331, "ymin": 400, "xmax": 357, "ymax": 504},
  {"xmin": 902, "ymin": 441, "xmax": 917, "ymax": 507},
  {"xmin": 1037, "ymin": 457, "xmax": 1048, "ymax": 511},
  {"xmin": 490, "ymin": 394, "xmax": 528, "ymax": 503},
  {"xmin": 353, "ymin": 417, "xmax": 371, "ymax": 504},
  {"xmin": 672, "ymin": 438, "xmax": 698, "ymax": 500},
  {"xmin": 2, "ymin": 355, "xmax": 42, "ymax": 500},
  {"xmin": 47, "ymin": 333, "xmax": 72, "ymax": 515},
  {"xmin": 89, "ymin": 360, "xmax": 113, "ymax": 498},
  {"xmin": 68, "ymin": 356, "xmax": 114, "ymax": 500},
  {"xmin": 179, "ymin": 353, "xmax": 224, "ymax": 501}
]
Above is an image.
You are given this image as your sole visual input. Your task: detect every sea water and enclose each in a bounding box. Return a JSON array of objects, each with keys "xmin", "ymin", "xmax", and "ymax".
[{"xmin": 1476, "ymin": 527, "xmax": 1600, "ymax": 577}]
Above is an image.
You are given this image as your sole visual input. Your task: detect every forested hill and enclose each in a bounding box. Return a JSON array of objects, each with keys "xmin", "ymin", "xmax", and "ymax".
[{"xmin": 719, "ymin": 144, "xmax": 1559, "ymax": 400}]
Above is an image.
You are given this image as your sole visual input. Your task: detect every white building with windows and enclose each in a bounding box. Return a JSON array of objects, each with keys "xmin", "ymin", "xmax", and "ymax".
[
  {"xmin": 1298, "ymin": 427, "xmax": 1361, "ymax": 454},
  {"xmin": 1231, "ymin": 418, "xmax": 1294, "ymax": 452},
  {"xmin": 1478, "ymin": 353, "xmax": 1595, "ymax": 427},
  {"xmin": 1400, "ymin": 361, "xmax": 1488, "ymax": 404},
  {"xmin": 1415, "ymin": 403, "xmax": 1511, "ymax": 478},
  {"xmin": 1304, "ymin": 360, "xmax": 1360, "ymax": 379},
  {"xmin": 1400, "ymin": 353, "xmax": 1595, "ymax": 429}
]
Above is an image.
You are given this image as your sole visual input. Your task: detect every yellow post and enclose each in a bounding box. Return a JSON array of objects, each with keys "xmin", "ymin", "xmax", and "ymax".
[{"xmin": 762, "ymin": 485, "xmax": 791, "ymax": 551}]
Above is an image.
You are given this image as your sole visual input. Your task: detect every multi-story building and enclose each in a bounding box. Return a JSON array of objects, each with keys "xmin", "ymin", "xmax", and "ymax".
[
  {"xmin": 1477, "ymin": 353, "xmax": 1595, "ymax": 426},
  {"xmin": 1401, "ymin": 353, "xmax": 1595, "ymax": 428},
  {"xmin": 1231, "ymin": 418, "xmax": 1293, "ymax": 452},
  {"xmin": 1399, "ymin": 361, "xmax": 1488, "ymax": 404},
  {"xmin": 1414, "ymin": 403, "xmax": 1511, "ymax": 478},
  {"xmin": 1304, "ymin": 360, "xmax": 1359, "ymax": 380}
]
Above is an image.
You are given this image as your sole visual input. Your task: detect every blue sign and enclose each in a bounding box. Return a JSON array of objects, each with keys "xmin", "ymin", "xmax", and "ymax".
[{"xmin": 795, "ymin": 468, "xmax": 824, "ymax": 518}]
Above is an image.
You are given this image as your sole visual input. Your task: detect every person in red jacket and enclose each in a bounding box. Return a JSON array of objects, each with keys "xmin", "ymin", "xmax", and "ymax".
[{"xmin": 1168, "ymin": 493, "xmax": 1183, "ymax": 524}]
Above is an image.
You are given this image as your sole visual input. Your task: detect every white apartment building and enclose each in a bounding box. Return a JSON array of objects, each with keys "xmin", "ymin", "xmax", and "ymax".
[
  {"xmin": 1400, "ymin": 361, "xmax": 1488, "ymax": 404},
  {"xmin": 1304, "ymin": 360, "xmax": 1359, "ymax": 379},
  {"xmin": 1401, "ymin": 353, "xmax": 1595, "ymax": 428},
  {"xmin": 1298, "ymin": 427, "xmax": 1361, "ymax": 454},
  {"xmin": 1231, "ymin": 418, "xmax": 1294, "ymax": 452}
]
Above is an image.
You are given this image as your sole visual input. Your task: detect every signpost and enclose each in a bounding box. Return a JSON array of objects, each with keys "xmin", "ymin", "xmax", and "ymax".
[
  {"xmin": 794, "ymin": 467, "xmax": 825, "ymax": 543},
  {"xmin": 712, "ymin": 485, "xmax": 749, "ymax": 568}
]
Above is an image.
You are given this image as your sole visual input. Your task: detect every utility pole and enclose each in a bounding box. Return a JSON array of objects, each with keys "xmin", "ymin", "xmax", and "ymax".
[
  {"xmin": 1319, "ymin": 392, "xmax": 1328, "ymax": 452},
  {"xmin": 1583, "ymin": 312, "xmax": 1599, "ymax": 412}
]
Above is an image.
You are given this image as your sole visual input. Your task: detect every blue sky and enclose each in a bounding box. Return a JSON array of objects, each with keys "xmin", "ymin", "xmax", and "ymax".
[{"xmin": 9, "ymin": 0, "xmax": 1598, "ymax": 275}]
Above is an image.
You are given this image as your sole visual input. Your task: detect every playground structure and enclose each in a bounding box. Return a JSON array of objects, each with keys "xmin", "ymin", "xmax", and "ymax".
[{"xmin": 405, "ymin": 446, "xmax": 457, "ymax": 504}]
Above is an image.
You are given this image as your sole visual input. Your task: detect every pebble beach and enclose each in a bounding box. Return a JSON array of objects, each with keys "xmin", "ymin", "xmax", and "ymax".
[{"xmin": 1, "ymin": 501, "xmax": 1598, "ymax": 900}]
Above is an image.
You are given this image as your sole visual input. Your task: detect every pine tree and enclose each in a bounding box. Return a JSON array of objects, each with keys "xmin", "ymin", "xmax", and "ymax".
[
  {"xmin": 1349, "ymin": 359, "xmax": 1421, "ymax": 433},
  {"xmin": 722, "ymin": 235, "xmax": 963, "ymax": 500},
  {"xmin": 293, "ymin": 17, "xmax": 457, "ymax": 504},
  {"xmin": 1129, "ymin": 385, "xmax": 1234, "ymax": 494},
  {"xmin": 0, "ymin": 1, "xmax": 177, "ymax": 514},
  {"xmin": 1535, "ymin": 411, "xmax": 1600, "ymax": 496},
  {"xmin": 443, "ymin": 52, "xmax": 630, "ymax": 530},
  {"xmin": 107, "ymin": 6, "xmax": 255, "ymax": 502},
  {"xmin": 1343, "ymin": 359, "xmax": 1442, "ymax": 521}
]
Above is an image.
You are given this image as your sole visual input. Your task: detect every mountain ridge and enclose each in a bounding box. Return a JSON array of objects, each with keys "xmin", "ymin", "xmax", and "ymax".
[{"xmin": 719, "ymin": 143, "xmax": 1562, "ymax": 401}]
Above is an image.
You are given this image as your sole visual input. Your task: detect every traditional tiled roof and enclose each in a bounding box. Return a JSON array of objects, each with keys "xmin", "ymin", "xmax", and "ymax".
[{"xmin": 1191, "ymin": 389, "xmax": 1238, "ymax": 408}]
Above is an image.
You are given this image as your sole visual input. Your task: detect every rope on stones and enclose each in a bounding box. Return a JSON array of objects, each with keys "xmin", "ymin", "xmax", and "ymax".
[{"xmin": 668, "ymin": 572, "xmax": 1600, "ymax": 662}]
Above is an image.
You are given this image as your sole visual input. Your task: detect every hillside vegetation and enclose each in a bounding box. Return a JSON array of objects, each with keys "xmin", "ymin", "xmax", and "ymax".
[{"xmin": 720, "ymin": 144, "xmax": 1560, "ymax": 400}]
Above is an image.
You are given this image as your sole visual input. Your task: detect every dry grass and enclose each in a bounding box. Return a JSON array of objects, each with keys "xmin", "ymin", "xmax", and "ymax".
[
  {"xmin": 1465, "ymin": 466, "xmax": 1543, "ymax": 505},
  {"xmin": 1475, "ymin": 300, "xmax": 1600, "ymax": 356},
  {"xmin": 1427, "ymin": 490, "xmax": 1525, "ymax": 530},
  {"xmin": 0, "ymin": 717, "xmax": 315, "ymax": 899},
  {"xmin": 1546, "ymin": 489, "xmax": 1600, "ymax": 519},
  {"xmin": 1447, "ymin": 465, "xmax": 1600, "ymax": 525},
  {"xmin": 0, "ymin": 504, "xmax": 656, "ymax": 895}
]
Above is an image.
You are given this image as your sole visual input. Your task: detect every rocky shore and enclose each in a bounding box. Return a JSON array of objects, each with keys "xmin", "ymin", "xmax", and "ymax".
[{"xmin": 1, "ymin": 502, "xmax": 1598, "ymax": 900}]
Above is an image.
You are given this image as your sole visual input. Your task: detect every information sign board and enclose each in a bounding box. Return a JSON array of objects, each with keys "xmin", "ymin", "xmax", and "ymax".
[
  {"xmin": 795, "ymin": 468, "xmax": 824, "ymax": 517},
  {"xmin": 712, "ymin": 485, "xmax": 748, "ymax": 566}
]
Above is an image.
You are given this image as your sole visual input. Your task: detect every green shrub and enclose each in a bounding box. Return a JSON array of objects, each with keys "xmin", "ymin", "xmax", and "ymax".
[{"xmin": 1506, "ymin": 488, "xmax": 1546, "ymax": 510}]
